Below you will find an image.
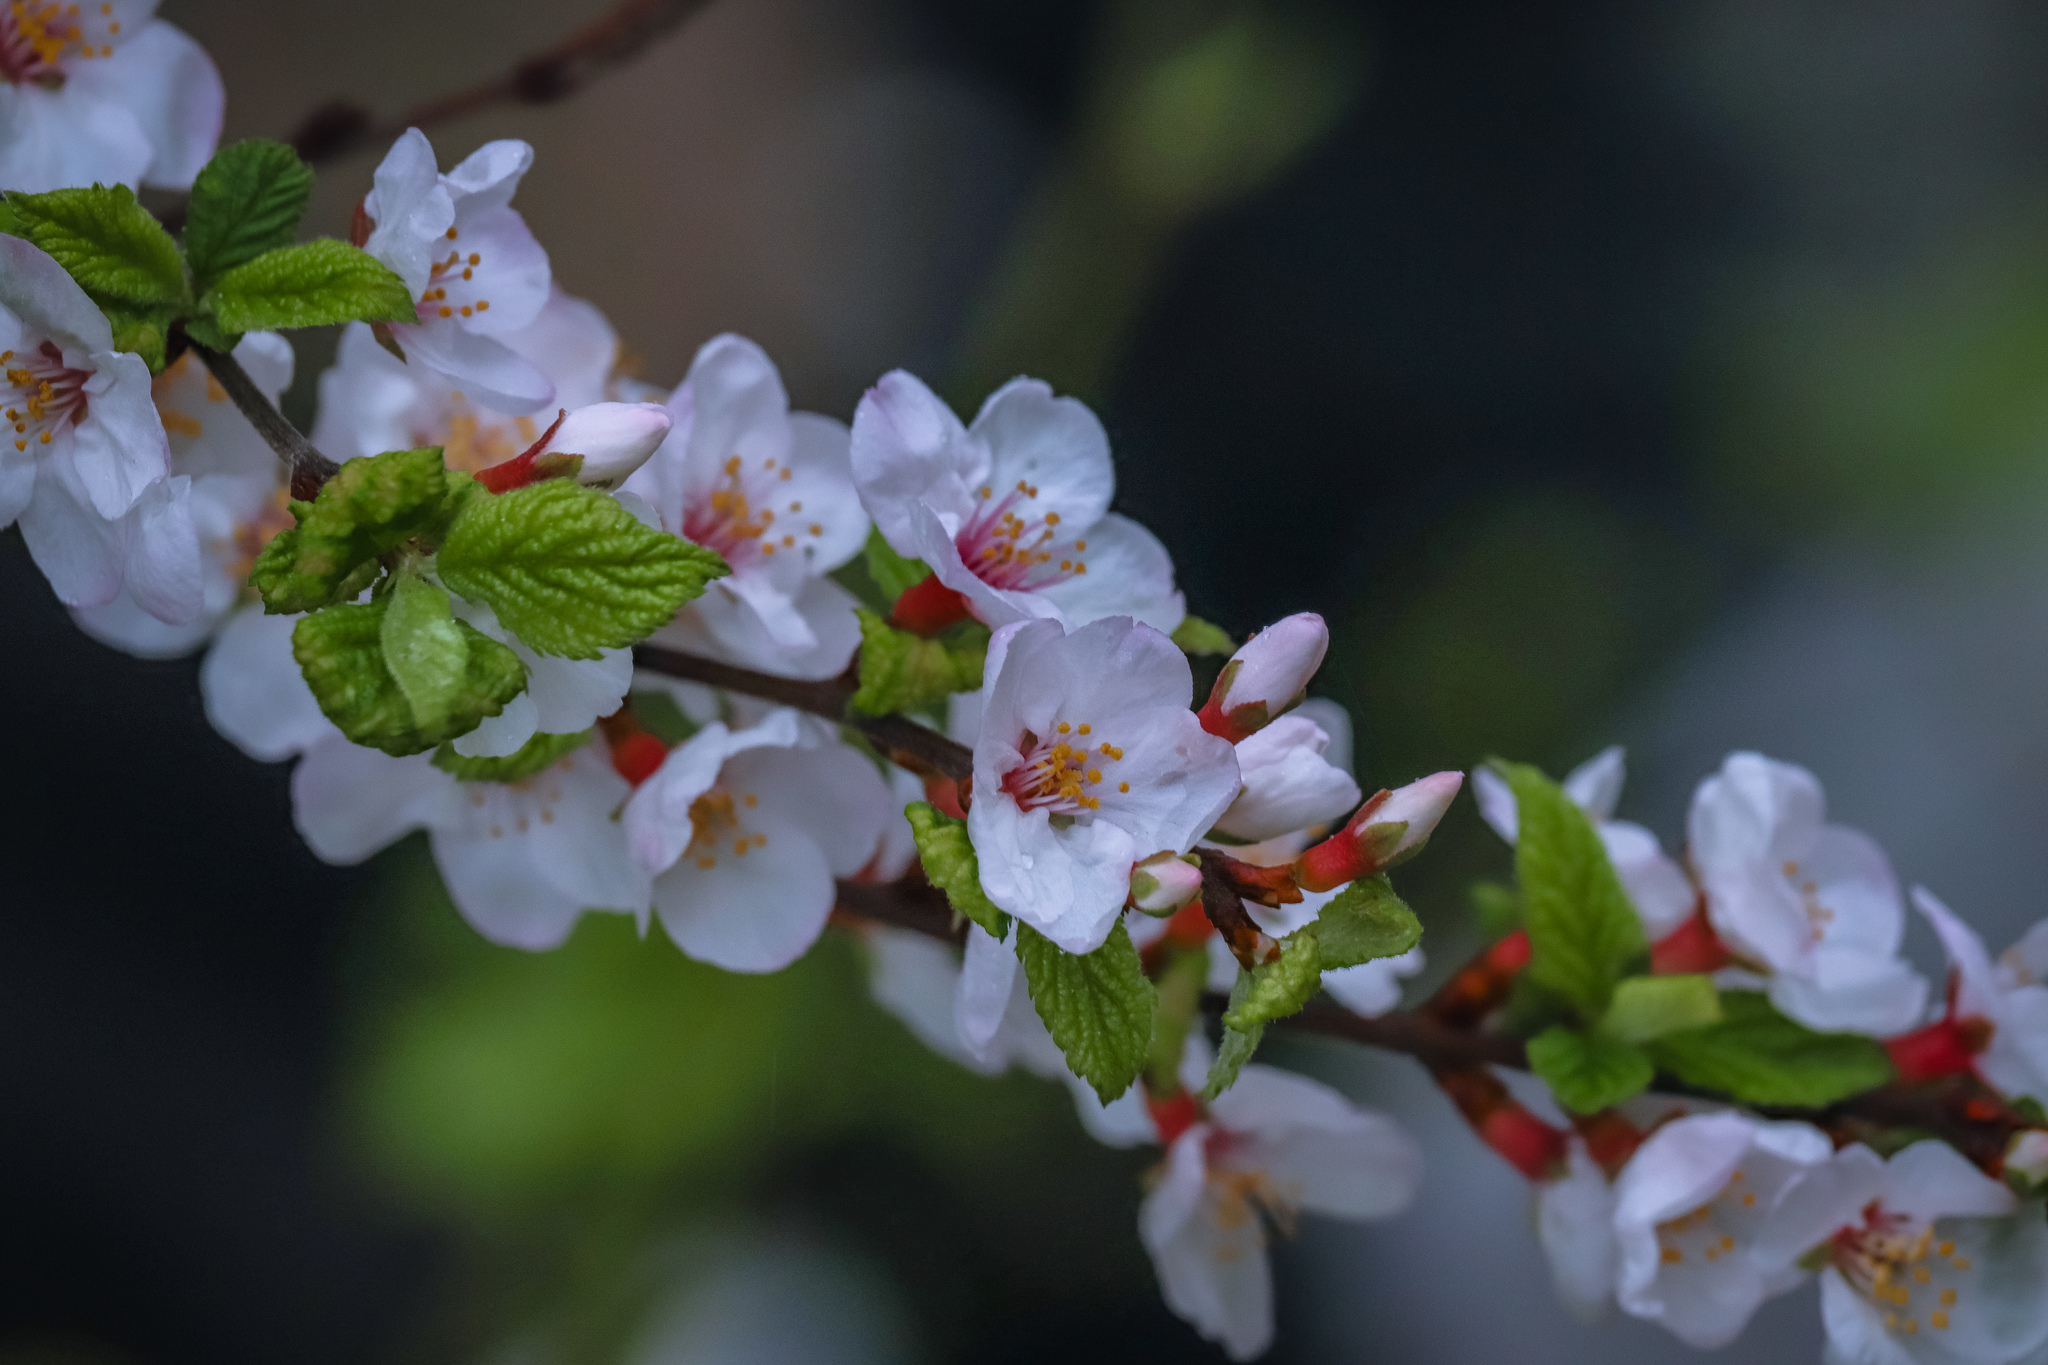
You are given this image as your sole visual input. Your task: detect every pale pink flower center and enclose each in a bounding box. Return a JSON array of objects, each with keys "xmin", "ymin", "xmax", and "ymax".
[
  {"xmin": 1832, "ymin": 1206, "xmax": 1973, "ymax": 1338},
  {"xmin": 1002, "ymin": 720, "xmax": 1125, "ymax": 815},
  {"xmin": 1, "ymin": 0, "xmax": 124, "ymax": 84},
  {"xmin": 683, "ymin": 453, "xmax": 823, "ymax": 568},
  {"xmin": 957, "ymin": 479, "xmax": 1090, "ymax": 593},
  {"xmin": 5, "ymin": 339, "xmax": 89, "ymax": 454},
  {"xmin": 413, "ymin": 223, "xmax": 498, "ymax": 324},
  {"xmin": 681, "ymin": 785, "xmax": 768, "ymax": 870}
]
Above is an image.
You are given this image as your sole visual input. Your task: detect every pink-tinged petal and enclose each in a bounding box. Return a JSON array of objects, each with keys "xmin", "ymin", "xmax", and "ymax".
[
  {"xmin": 1470, "ymin": 764, "xmax": 1520, "ymax": 842},
  {"xmin": 1214, "ymin": 714, "xmax": 1360, "ymax": 842},
  {"xmin": 200, "ymin": 606, "xmax": 332, "ymax": 760},
  {"xmin": 0, "ymin": 81, "xmax": 151, "ymax": 194},
  {"xmin": 968, "ymin": 377, "xmax": 1114, "ymax": 534},
  {"xmin": 292, "ymin": 739, "xmax": 449, "ymax": 864},
  {"xmin": 0, "ymin": 236, "xmax": 115, "ymax": 352},
  {"xmin": 1751, "ymin": 1144, "xmax": 1886, "ymax": 1271},
  {"xmin": 18, "ymin": 451, "xmax": 122, "ymax": 606},
  {"xmin": 443, "ymin": 138, "xmax": 533, "ymax": 215},
  {"xmin": 910, "ymin": 497, "xmax": 1054, "ymax": 630},
  {"xmin": 1879, "ymin": 1139, "xmax": 2017, "ymax": 1225},
  {"xmin": 678, "ymin": 334, "xmax": 793, "ymax": 477},
  {"xmin": 67, "ymin": 20, "xmax": 221, "ymax": 189},
  {"xmin": 309, "ymin": 323, "xmax": 423, "ymax": 459},
  {"xmin": 548, "ymin": 402, "xmax": 670, "ymax": 490},
  {"xmin": 1769, "ymin": 946, "xmax": 1928, "ymax": 1038},
  {"xmin": 651, "ymin": 820, "xmax": 835, "ymax": 972},
  {"xmin": 393, "ymin": 317, "xmax": 553, "ymax": 414},
  {"xmin": 362, "ymin": 129, "xmax": 455, "ymax": 297},
  {"xmin": 1209, "ymin": 613, "xmax": 1328, "ymax": 723},
  {"xmin": 954, "ymin": 923, "xmax": 1017, "ymax": 1060},
  {"xmin": 1538, "ymin": 1141, "xmax": 1618, "ymax": 1321},
  {"xmin": 1562, "ymin": 745, "xmax": 1626, "ymax": 822},
  {"xmin": 430, "ymin": 827, "xmax": 591, "ymax": 950},
  {"xmin": 1036, "ymin": 512, "xmax": 1184, "ymax": 633},
  {"xmin": 120, "ymin": 472, "xmax": 200, "ymax": 623},
  {"xmin": 503, "ymin": 288, "xmax": 618, "ymax": 410},
  {"xmin": 621, "ymin": 713, "xmax": 800, "ymax": 873},
  {"xmin": 70, "ymin": 348, "xmax": 170, "ymax": 518},
  {"xmin": 443, "ymin": 204, "xmax": 549, "ymax": 335},
  {"xmin": 781, "ymin": 410, "xmax": 867, "ymax": 572},
  {"xmin": 849, "ymin": 369, "xmax": 981, "ymax": 550},
  {"xmin": 732, "ymin": 744, "xmax": 889, "ymax": 877},
  {"xmin": 1913, "ymin": 886, "xmax": 2007, "ymax": 1025},
  {"xmin": 1601, "ymin": 821, "xmax": 1696, "ymax": 940},
  {"xmin": 1139, "ymin": 1126, "xmax": 1274, "ymax": 1362}
]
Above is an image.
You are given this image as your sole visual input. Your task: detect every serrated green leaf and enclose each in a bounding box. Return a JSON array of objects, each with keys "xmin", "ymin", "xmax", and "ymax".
[
  {"xmin": 1202, "ymin": 969, "xmax": 1264, "ymax": 1101},
  {"xmin": 1223, "ymin": 928, "xmax": 1324, "ymax": 1030},
  {"xmin": 5, "ymin": 185, "xmax": 185, "ymax": 304},
  {"xmin": 436, "ymin": 478, "xmax": 727, "ymax": 659},
  {"xmin": 1645, "ymin": 992, "xmax": 1894, "ymax": 1106},
  {"xmin": 250, "ymin": 449, "xmax": 473, "ymax": 613},
  {"xmin": 180, "ymin": 316, "xmax": 243, "ymax": 353},
  {"xmin": 380, "ymin": 572, "xmax": 472, "ymax": 732},
  {"xmin": 1527, "ymin": 1025, "xmax": 1655, "ymax": 1115},
  {"xmin": 1314, "ymin": 875, "xmax": 1422, "ymax": 968},
  {"xmin": 628, "ymin": 689, "xmax": 700, "ymax": 748},
  {"xmin": 1601, "ymin": 974, "xmax": 1722, "ymax": 1044},
  {"xmin": 205, "ymin": 239, "xmax": 414, "ymax": 331},
  {"xmin": 183, "ymin": 139, "xmax": 315, "ymax": 283},
  {"xmin": 903, "ymin": 801, "xmax": 1007, "ymax": 940},
  {"xmin": 1497, "ymin": 759, "xmax": 1646, "ymax": 1020},
  {"xmin": 432, "ymin": 728, "xmax": 592, "ymax": 783},
  {"xmin": 863, "ymin": 526, "xmax": 929, "ymax": 604},
  {"xmin": 1170, "ymin": 615, "xmax": 1235, "ymax": 656},
  {"xmin": 0, "ymin": 199, "xmax": 21, "ymax": 237},
  {"xmin": 292, "ymin": 597, "xmax": 526, "ymax": 756},
  {"xmin": 850, "ymin": 609, "xmax": 985, "ymax": 716},
  {"xmin": 100, "ymin": 302, "xmax": 167, "ymax": 371},
  {"xmin": 1014, "ymin": 920, "xmax": 1156, "ymax": 1104}
]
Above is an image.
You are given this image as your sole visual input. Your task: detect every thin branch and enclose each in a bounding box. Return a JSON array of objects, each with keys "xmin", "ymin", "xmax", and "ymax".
[
  {"xmin": 289, "ymin": 0, "xmax": 718, "ymax": 164},
  {"xmin": 191, "ymin": 342, "xmax": 339, "ymax": 499}
]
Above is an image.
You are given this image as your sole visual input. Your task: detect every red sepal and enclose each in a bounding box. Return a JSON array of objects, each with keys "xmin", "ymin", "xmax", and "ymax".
[
  {"xmin": 1147, "ymin": 1089, "xmax": 1204, "ymax": 1147},
  {"xmin": 922, "ymin": 773, "xmax": 967, "ymax": 821},
  {"xmin": 1573, "ymin": 1111, "xmax": 1645, "ymax": 1177},
  {"xmin": 1207, "ymin": 851, "xmax": 1302, "ymax": 907},
  {"xmin": 1650, "ymin": 908, "xmax": 1729, "ymax": 975},
  {"xmin": 609, "ymin": 733, "xmax": 668, "ymax": 788},
  {"xmin": 891, "ymin": 574, "xmax": 971, "ymax": 636},
  {"xmin": 1887, "ymin": 1015, "xmax": 1992, "ymax": 1085},
  {"xmin": 474, "ymin": 410, "xmax": 570, "ymax": 493}
]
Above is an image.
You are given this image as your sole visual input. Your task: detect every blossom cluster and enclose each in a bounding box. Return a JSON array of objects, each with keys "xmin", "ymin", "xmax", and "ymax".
[{"xmin": 4, "ymin": 35, "xmax": 2047, "ymax": 1365}]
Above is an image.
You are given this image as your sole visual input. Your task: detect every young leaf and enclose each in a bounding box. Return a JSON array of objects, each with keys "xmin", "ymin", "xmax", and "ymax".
[
  {"xmin": 904, "ymin": 801, "xmax": 1007, "ymax": 940},
  {"xmin": 249, "ymin": 449, "xmax": 472, "ymax": 613},
  {"xmin": 849, "ymin": 609, "xmax": 985, "ymax": 716},
  {"xmin": 205, "ymin": 239, "xmax": 415, "ymax": 332},
  {"xmin": 1222, "ymin": 929, "xmax": 1324, "ymax": 1030},
  {"xmin": 1646, "ymin": 992, "xmax": 1895, "ymax": 1107},
  {"xmin": 1314, "ymin": 875, "xmax": 1422, "ymax": 968},
  {"xmin": 1014, "ymin": 920, "xmax": 1157, "ymax": 1104},
  {"xmin": 1147, "ymin": 946, "xmax": 1209, "ymax": 1096},
  {"xmin": 380, "ymin": 572, "xmax": 474, "ymax": 733},
  {"xmin": 1601, "ymin": 974, "xmax": 1722, "ymax": 1045},
  {"xmin": 1497, "ymin": 759, "xmax": 1646, "ymax": 1020},
  {"xmin": 183, "ymin": 139, "xmax": 316, "ymax": 282},
  {"xmin": 436, "ymin": 479, "xmax": 728, "ymax": 658},
  {"xmin": 863, "ymin": 526, "xmax": 929, "ymax": 603},
  {"xmin": 99, "ymin": 302, "xmax": 168, "ymax": 371},
  {"xmin": 1527, "ymin": 1026, "xmax": 1655, "ymax": 1115},
  {"xmin": 1170, "ymin": 615, "xmax": 1236, "ymax": 656},
  {"xmin": 4, "ymin": 185, "xmax": 185, "ymax": 304},
  {"xmin": 1203, "ymin": 970, "xmax": 1264, "ymax": 1101},
  {"xmin": 292, "ymin": 597, "xmax": 526, "ymax": 756},
  {"xmin": 432, "ymin": 728, "xmax": 592, "ymax": 783}
]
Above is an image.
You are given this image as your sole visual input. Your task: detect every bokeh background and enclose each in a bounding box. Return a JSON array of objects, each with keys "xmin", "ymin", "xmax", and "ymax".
[{"xmin": 6, "ymin": 1, "xmax": 2048, "ymax": 1361}]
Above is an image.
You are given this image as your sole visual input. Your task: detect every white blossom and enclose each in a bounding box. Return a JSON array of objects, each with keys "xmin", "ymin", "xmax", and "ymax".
[
  {"xmin": 1911, "ymin": 888, "xmax": 2048, "ymax": 1106},
  {"xmin": 1198, "ymin": 612, "xmax": 1327, "ymax": 742}
]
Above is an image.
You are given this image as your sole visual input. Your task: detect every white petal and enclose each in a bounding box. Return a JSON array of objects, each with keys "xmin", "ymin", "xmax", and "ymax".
[
  {"xmin": 0, "ymin": 81, "xmax": 151, "ymax": 194},
  {"xmin": 1880, "ymin": 1139, "xmax": 2018, "ymax": 1225},
  {"xmin": 783, "ymin": 411, "xmax": 867, "ymax": 572},
  {"xmin": 443, "ymin": 138, "xmax": 533, "ymax": 215},
  {"xmin": 1913, "ymin": 886, "xmax": 2008, "ymax": 1026},
  {"xmin": 442, "ymin": 204, "xmax": 549, "ymax": 335},
  {"xmin": 362, "ymin": 128, "xmax": 455, "ymax": 298},
  {"xmin": 1139, "ymin": 1128, "xmax": 1274, "ymax": 1362},
  {"xmin": 1602, "ymin": 820, "xmax": 1697, "ymax": 940},
  {"xmin": 67, "ymin": 20, "xmax": 221, "ymax": 189},
  {"xmin": 1562, "ymin": 745, "xmax": 1626, "ymax": 821},
  {"xmin": 651, "ymin": 822, "xmax": 835, "ymax": 972},
  {"xmin": 291, "ymin": 739, "xmax": 449, "ymax": 864},
  {"xmin": 118, "ymin": 473, "xmax": 201, "ymax": 624},
  {"xmin": 500, "ymin": 288, "xmax": 618, "ymax": 411},
  {"xmin": 969, "ymin": 377, "xmax": 1114, "ymax": 534},
  {"xmin": 70, "ymin": 348, "xmax": 170, "ymax": 519},
  {"xmin": 0, "ymin": 235, "xmax": 113, "ymax": 354},
  {"xmin": 431, "ymin": 826, "xmax": 591, "ymax": 950},
  {"xmin": 450, "ymin": 691, "xmax": 538, "ymax": 759},
  {"xmin": 1537, "ymin": 1141, "xmax": 1618, "ymax": 1321},
  {"xmin": 954, "ymin": 923, "xmax": 1018, "ymax": 1060},
  {"xmin": 200, "ymin": 605, "xmax": 332, "ymax": 760},
  {"xmin": 393, "ymin": 318, "xmax": 553, "ymax": 414},
  {"xmin": 1213, "ymin": 714, "xmax": 1360, "ymax": 841},
  {"xmin": 864, "ymin": 927, "xmax": 998, "ymax": 1073},
  {"xmin": 1321, "ymin": 947, "xmax": 1424, "ymax": 1018},
  {"xmin": 1752, "ymin": 1144, "xmax": 1886, "ymax": 1271},
  {"xmin": 1818, "ymin": 1268, "xmax": 1918, "ymax": 1365},
  {"xmin": 728, "ymin": 743, "xmax": 889, "ymax": 876},
  {"xmin": 848, "ymin": 368, "xmax": 980, "ymax": 551},
  {"xmin": 18, "ymin": 450, "xmax": 122, "ymax": 606},
  {"xmin": 621, "ymin": 713, "xmax": 799, "ymax": 873},
  {"xmin": 1768, "ymin": 946, "xmax": 1929, "ymax": 1038},
  {"xmin": 1036, "ymin": 512, "xmax": 1185, "ymax": 633},
  {"xmin": 1471, "ymin": 765, "xmax": 1520, "ymax": 843}
]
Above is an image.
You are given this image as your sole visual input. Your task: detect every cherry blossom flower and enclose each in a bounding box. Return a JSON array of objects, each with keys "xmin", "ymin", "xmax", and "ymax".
[
  {"xmin": 1472, "ymin": 746, "xmax": 1696, "ymax": 942},
  {"xmin": 1890, "ymin": 889, "xmax": 2048, "ymax": 1104},
  {"xmin": 74, "ymin": 331, "xmax": 293, "ymax": 656},
  {"xmin": 622, "ymin": 334, "xmax": 869, "ymax": 680},
  {"xmin": 968, "ymin": 616, "xmax": 1240, "ymax": 954},
  {"xmin": 0, "ymin": 0, "xmax": 221, "ymax": 193},
  {"xmin": 1211, "ymin": 710, "xmax": 1360, "ymax": 844},
  {"xmin": 0, "ymin": 234, "xmax": 195, "ymax": 620},
  {"xmin": 1611, "ymin": 1111, "xmax": 1832, "ymax": 1347},
  {"xmin": 1536, "ymin": 1137, "xmax": 1620, "ymax": 1321},
  {"xmin": 1140, "ymin": 1054, "xmax": 1424, "ymax": 1360},
  {"xmin": 1688, "ymin": 751, "xmax": 1928, "ymax": 1037},
  {"xmin": 1197, "ymin": 613, "xmax": 1327, "ymax": 743},
  {"xmin": 1754, "ymin": 1141, "xmax": 2048, "ymax": 1364},
  {"xmin": 357, "ymin": 129, "xmax": 553, "ymax": 413},
  {"xmin": 623, "ymin": 711, "xmax": 890, "ymax": 972},
  {"xmin": 1292, "ymin": 769, "xmax": 1463, "ymax": 893},
  {"xmin": 848, "ymin": 369, "xmax": 1183, "ymax": 634}
]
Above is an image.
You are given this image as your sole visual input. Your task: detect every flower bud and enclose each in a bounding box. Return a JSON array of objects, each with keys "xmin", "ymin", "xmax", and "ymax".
[
  {"xmin": 1294, "ymin": 770, "xmax": 1464, "ymax": 892},
  {"xmin": 1130, "ymin": 851, "xmax": 1204, "ymax": 916},
  {"xmin": 1198, "ymin": 613, "xmax": 1328, "ymax": 742},
  {"xmin": 552, "ymin": 401, "xmax": 673, "ymax": 489},
  {"xmin": 2006, "ymin": 1130, "xmax": 2048, "ymax": 1189}
]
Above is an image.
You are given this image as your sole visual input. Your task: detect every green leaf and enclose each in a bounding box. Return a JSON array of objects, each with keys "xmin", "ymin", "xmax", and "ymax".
[
  {"xmin": 863, "ymin": 526, "xmax": 929, "ymax": 604},
  {"xmin": 1147, "ymin": 946, "xmax": 1208, "ymax": 1095},
  {"xmin": 1314, "ymin": 875, "xmax": 1422, "ymax": 968},
  {"xmin": 1014, "ymin": 920, "xmax": 1157, "ymax": 1104},
  {"xmin": 432, "ymin": 728, "xmax": 592, "ymax": 783},
  {"xmin": 292, "ymin": 597, "xmax": 526, "ymax": 756},
  {"xmin": 850, "ymin": 609, "xmax": 985, "ymax": 716},
  {"xmin": 250, "ymin": 449, "xmax": 473, "ymax": 613},
  {"xmin": 1645, "ymin": 992, "xmax": 1895, "ymax": 1107},
  {"xmin": 183, "ymin": 139, "xmax": 316, "ymax": 283},
  {"xmin": 436, "ymin": 478, "xmax": 728, "ymax": 659},
  {"xmin": 1601, "ymin": 974, "xmax": 1723, "ymax": 1044},
  {"xmin": 1170, "ymin": 615, "xmax": 1236, "ymax": 656},
  {"xmin": 100, "ymin": 302, "xmax": 167, "ymax": 371},
  {"xmin": 1202, "ymin": 970, "xmax": 1264, "ymax": 1101},
  {"xmin": 205, "ymin": 239, "xmax": 415, "ymax": 332},
  {"xmin": 1471, "ymin": 879, "xmax": 1523, "ymax": 936},
  {"xmin": 628, "ymin": 689, "xmax": 700, "ymax": 748},
  {"xmin": 1527, "ymin": 1026, "xmax": 1655, "ymax": 1115},
  {"xmin": 1496, "ymin": 759, "xmax": 1646, "ymax": 1020},
  {"xmin": 380, "ymin": 572, "xmax": 477, "ymax": 733},
  {"xmin": 5, "ymin": 185, "xmax": 185, "ymax": 304},
  {"xmin": 1222, "ymin": 928, "xmax": 1324, "ymax": 1030},
  {"xmin": 903, "ymin": 801, "xmax": 1007, "ymax": 940}
]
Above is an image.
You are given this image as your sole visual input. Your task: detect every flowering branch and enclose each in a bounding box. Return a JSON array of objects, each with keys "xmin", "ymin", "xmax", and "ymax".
[
  {"xmin": 188, "ymin": 341, "xmax": 339, "ymax": 499},
  {"xmin": 287, "ymin": 0, "xmax": 719, "ymax": 165}
]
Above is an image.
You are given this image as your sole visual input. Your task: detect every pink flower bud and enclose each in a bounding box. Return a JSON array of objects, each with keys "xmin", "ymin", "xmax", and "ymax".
[
  {"xmin": 2008, "ymin": 1130, "xmax": 2048, "ymax": 1188},
  {"xmin": 553, "ymin": 402, "xmax": 673, "ymax": 489},
  {"xmin": 1198, "ymin": 613, "xmax": 1328, "ymax": 742},
  {"xmin": 1295, "ymin": 770, "xmax": 1464, "ymax": 892},
  {"xmin": 1130, "ymin": 851, "xmax": 1204, "ymax": 916}
]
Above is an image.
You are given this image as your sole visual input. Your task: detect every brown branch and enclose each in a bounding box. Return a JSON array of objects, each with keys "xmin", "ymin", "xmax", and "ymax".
[
  {"xmin": 289, "ymin": 0, "xmax": 719, "ymax": 164},
  {"xmin": 191, "ymin": 342, "xmax": 339, "ymax": 499}
]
